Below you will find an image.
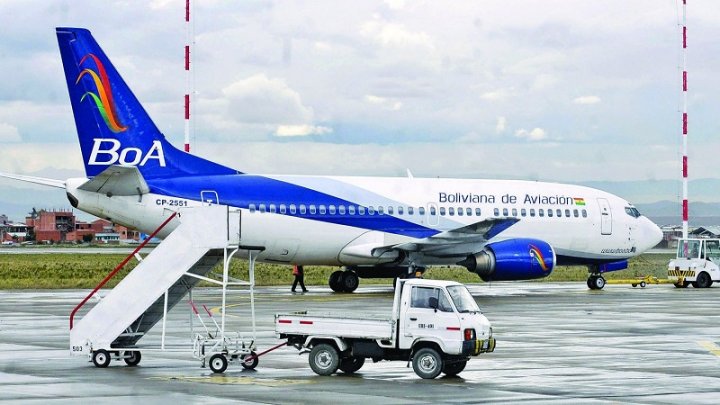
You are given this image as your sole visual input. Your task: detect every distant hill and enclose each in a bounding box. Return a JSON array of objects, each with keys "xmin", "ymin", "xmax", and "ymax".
[
  {"xmin": 580, "ymin": 178, "xmax": 720, "ymax": 204},
  {"xmin": 634, "ymin": 201, "xmax": 720, "ymax": 227}
]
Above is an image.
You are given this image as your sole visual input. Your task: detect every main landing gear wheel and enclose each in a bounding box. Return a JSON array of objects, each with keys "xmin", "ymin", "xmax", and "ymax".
[
  {"xmin": 587, "ymin": 276, "xmax": 606, "ymax": 290},
  {"xmin": 209, "ymin": 353, "xmax": 228, "ymax": 373},
  {"xmin": 340, "ymin": 271, "xmax": 359, "ymax": 293},
  {"xmin": 329, "ymin": 270, "xmax": 343, "ymax": 292},
  {"xmin": 124, "ymin": 351, "xmax": 141, "ymax": 366},
  {"xmin": 241, "ymin": 351, "xmax": 259, "ymax": 370},
  {"xmin": 92, "ymin": 349, "xmax": 111, "ymax": 368}
]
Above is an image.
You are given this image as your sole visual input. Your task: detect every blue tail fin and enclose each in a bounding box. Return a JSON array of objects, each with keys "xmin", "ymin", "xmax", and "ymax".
[{"xmin": 56, "ymin": 27, "xmax": 237, "ymax": 179}]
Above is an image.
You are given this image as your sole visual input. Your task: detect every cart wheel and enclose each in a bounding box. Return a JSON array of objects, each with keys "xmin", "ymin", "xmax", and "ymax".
[
  {"xmin": 92, "ymin": 349, "xmax": 111, "ymax": 368},
  {"xmin": 631, "ymin": 284, "xmax": 637, "ymax": 288},
  {"xmin": 241, "ymin": 351, "xmax": 259, "ymax": 370},
  {"xmin": 640, "ymin": 281, "xmax": 646, "ymax": 288},
  {"xmin": 209, "ymin": 353, "xmax": 228, "ymax": 373},
  {"xmin": 124, "ymin": 351, "xmax": 141, "ymax": 366}
]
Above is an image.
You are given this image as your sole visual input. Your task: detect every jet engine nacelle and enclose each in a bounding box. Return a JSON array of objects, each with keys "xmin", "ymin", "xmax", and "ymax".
[{"xmin": 458, "ymin": 238, "xmax": 556, "ymax": 281}]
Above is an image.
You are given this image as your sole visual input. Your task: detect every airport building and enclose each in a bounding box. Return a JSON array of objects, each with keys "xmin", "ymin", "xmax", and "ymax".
[{"xmin": 0, "ymin": 209, "xmax": 141, "ymax": 244}]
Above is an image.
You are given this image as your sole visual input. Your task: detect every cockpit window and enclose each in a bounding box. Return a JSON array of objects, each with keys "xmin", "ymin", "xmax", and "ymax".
[{"xmin": 624, "ymin": 207, "xmax": 641, "ymax": 218}]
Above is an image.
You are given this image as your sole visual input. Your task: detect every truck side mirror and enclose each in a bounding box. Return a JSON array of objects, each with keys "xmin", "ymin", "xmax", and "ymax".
[{"xmin": 428, "ymin": 297, "xmax": 439, "ymax": 311}]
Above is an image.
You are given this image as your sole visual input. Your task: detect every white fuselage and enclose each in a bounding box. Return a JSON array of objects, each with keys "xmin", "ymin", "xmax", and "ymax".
[{"xmin": 65, "ymin": 175, "xmax": 662, "ymax": 267}]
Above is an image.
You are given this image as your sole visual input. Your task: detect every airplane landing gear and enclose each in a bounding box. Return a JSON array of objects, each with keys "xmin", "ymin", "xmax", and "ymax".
[
  {"xmin": 329, "ymin": 269, "xmax": 359, "ymax": 293},
  {"xmin": 587, "ymin": 275, "xmax": 606, "ymax": 290}
]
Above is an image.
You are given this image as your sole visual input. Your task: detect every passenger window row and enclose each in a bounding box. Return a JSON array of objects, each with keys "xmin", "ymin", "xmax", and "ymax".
[
  {"xmin": 248, "ymin": 203, "xmax": 425, "ymax": 216},
  {"xmin": 247, "ymin": 203, "xmax": 586, "ymax": 219},
  {"xmin": 492, "ymin": 207, "xmax": 588, "ymax": 218}
]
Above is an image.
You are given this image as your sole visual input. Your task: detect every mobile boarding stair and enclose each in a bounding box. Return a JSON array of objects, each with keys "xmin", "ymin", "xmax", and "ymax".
[{"xmin": 69, "ymin": 205, "xmax": 266, "ymax": 370}]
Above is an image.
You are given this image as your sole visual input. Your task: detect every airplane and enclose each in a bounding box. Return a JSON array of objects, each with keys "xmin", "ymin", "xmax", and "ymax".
[{"xmin": 0, "ymin": 27, "xmax": 663, "ymax": 292}]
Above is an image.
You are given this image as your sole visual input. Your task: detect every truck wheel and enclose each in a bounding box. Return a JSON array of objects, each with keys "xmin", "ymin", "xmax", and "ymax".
[
  {"xmin": 209, "ymin": 354, "xmax": 228, "ymax": 373},
  {"xmin": 442, "ymin": 360, "xmax": 467, "ymax": 377},
  {"xmin": 92, "ymin": 349, "xmax": 111, "ymax": 368},
  {"xmin": 339, "ymin": 357, "xmax": 365, "ymax": 374},
  {"xmin": 309, "ymin": 344, "xmax": 339, "ymax": 376},
  {"xmin": 329, "ymin": 270, "xmax": 343, "ymax": 292},
  {"xmin": 341, "ymin": 271, "xmax": 359, "ymax": 293},
  {"xmin": 412, "ymin": 347, "xmax": 443, "ymax": 379},
  {"xmin": 696, "ymin": 272, "xmax": 712, "ymax": 288},
  {"xmin": 124, "ymin": 351, "xmax": 141, "ymax": 366}
]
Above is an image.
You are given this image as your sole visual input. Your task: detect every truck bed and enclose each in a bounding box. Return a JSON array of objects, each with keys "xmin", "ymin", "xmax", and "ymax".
[{"xmin": 275, "ymin": 311, "xmax": 395, "ymax": 341}]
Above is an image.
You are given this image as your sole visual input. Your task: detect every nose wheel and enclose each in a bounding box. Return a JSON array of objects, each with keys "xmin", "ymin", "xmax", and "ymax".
[{"xmin": 587, "ymin": 275, "xmax": 606, "ymax": 290}]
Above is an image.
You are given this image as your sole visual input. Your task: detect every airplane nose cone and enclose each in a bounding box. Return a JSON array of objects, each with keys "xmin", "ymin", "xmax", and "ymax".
[{"xmin": 641, "ymin": 217, "xmax": 663, "ymax": 251}]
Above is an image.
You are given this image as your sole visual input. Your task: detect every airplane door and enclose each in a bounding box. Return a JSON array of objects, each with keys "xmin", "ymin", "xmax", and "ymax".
[
  {"xmin": 427, "ymin": 203, "xmax": 439, "ymax": 227},
  {"xmin": 201, "ymin": 190, "xmax": 219, "ymax": 205},
  {"xmin": 597, "ymin": 198, "xmax": 612, "ymax": 235}
]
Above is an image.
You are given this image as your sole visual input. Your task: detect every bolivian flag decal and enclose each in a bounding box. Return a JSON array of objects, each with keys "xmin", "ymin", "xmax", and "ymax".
[{"xmin": 573, "ymin": 198, "xmax": 586, "ymax": 206}]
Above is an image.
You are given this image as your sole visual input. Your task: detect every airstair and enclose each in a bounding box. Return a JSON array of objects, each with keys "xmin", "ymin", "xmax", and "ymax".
[{"xmin": 69, "ymin": 205, "xmax": 249, "ymax": 367}]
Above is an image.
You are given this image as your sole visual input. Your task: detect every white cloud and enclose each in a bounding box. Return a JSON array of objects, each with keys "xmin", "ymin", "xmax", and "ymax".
[
  {"xmin": 0, "ymin": 123, "xmax": 21, "ymax": 142},
  {"xmin": 360, "ymin": 20, "xmax": 433, "ymax": 49},
  {"xmin": 515, "ymin": 128, "xmax": 547, "ymax": 141},
  {"xmin": 384, "ymin": 0, "xmax": 407, "ymax": 10},
  {"xmin": 480, "ymin": 89, "xmax": 512, "ymax": 101},
  {"xmin": 364, "ymin": 95, "xmax": 403, "ymax": 110},
  {"xmin": 496, "ymin": 117, "xmax": 507, "ymax": 134},
  {"xmin": 222, "ymin": 74, "xmax": 313, "ymax": 125},
  {"xmin": 275, "ymin": 125, "xmax": 333, "ymax": 137},
  {"xmin": 573, "ymin": 95, "xmax": 602, "ymax": 105}
]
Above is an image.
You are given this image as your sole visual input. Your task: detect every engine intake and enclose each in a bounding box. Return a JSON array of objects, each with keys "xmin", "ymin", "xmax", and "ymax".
[{"xmin": 458, "ymin": 238, "xmax": 556, "ymax": 281}]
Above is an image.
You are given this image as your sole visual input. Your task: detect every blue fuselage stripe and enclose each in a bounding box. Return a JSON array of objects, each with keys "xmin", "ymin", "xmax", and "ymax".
[{"xmin": 148, "ymin": 175, "xmax": 439, "ymax": 238}]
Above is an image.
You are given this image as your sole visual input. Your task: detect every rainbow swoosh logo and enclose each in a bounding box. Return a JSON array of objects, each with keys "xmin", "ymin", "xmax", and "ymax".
[
  {"xmin": 529, "ymin": 244, "xmax": 550, "ymax": 272},
  {"xmin": 75, "ymin": 54, "xmax": 128, "ymax": 133}
]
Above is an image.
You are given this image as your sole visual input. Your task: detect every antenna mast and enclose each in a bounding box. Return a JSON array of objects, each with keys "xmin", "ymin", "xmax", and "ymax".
[
  {"xmin": 681, "ymin": 0, "xmax": 689, "ymax": 238},
  {"xmin": 184, "ymin": 0, "xmax": 192, "ymax": 153}
]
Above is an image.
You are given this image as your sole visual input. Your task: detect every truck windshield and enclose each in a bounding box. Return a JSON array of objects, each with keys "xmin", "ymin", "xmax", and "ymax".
[
  {"xmin": 447, "ymin": 285, "xmax": 481, "ymax": 313},
  {"xmin": 677, "ymin": 240, "xmax": 701, "ymax": 259}
]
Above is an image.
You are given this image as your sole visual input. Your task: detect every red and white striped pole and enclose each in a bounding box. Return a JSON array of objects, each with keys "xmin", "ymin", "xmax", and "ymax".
[
  {"xmin": 681, "ymin": 0, "xmax": 689, "ymax": 239},
  {"xmin": 184, "ymin": 0, "xmax": 191, "ymax": 153}
]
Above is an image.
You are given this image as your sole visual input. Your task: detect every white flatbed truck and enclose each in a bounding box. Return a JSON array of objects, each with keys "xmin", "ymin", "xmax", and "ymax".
[
  {"xmin": 668, "ymin": 238, "xmax": 720, "ymax": 288},
  {"xmin": 275, "ymin": 279, "xmax": 495, "ymax": 379}
]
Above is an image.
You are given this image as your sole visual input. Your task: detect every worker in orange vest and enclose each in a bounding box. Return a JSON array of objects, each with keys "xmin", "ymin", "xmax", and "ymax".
[{"xmin": 291, "ymin": 264, "xmax": 308, "ymax": 293}]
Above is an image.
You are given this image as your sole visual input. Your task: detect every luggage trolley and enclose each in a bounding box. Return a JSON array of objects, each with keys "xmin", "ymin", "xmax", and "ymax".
[{"xmin": 187, "ymin": 246, "xmax": 268, "ymax": 373}]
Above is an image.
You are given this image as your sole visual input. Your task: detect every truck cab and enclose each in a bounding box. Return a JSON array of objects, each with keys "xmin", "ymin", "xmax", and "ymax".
[
  {"xmin": 668, "ymin": 238, "xmax": 720, "ymax": 288},
  {"xmin": 395, "ymin": 279, "xmax": 493, "ymax": 356}
]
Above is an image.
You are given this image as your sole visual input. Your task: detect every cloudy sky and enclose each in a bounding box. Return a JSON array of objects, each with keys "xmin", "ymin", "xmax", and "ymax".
[{"xmin": 1, "ymin": 0, "xmax": 719, "ymax": 185}]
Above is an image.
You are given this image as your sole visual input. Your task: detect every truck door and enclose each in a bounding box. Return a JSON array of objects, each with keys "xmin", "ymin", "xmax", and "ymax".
[
  {"xmin": 597, "ymin": 198, "xmax": 612, "ymax": 235},
  {"xmin": 399, "ymin": 286, "xmax": 460, "ymax": 349}
]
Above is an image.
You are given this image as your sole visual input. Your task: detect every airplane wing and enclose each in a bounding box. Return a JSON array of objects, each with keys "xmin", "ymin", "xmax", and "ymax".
[
  {"xmin": 371, "ymin": 217, "xmax": 520, "ymax": 257},
  {"xmin": 78, "ymin": 165, "xmax": 149, "ymax": 196},
  {"xmin": 0, "ymin": 172, "xmax": 65, "ymax": 189}
]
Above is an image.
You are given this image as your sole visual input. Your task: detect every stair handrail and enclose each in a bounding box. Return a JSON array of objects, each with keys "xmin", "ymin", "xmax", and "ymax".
[{"xmin": 70, "ymin": 211, "xmax": 179, "ymax": 329}]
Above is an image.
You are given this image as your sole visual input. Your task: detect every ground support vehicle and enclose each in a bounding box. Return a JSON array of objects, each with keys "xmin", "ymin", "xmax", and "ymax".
[
  {"xmin": 606, "ymin": 275, "xmax": 684, "ymax": 288},
  {"xmin": 668, "ymin": 238, "xmax": 720, "ymax": 288},
  {"xmin": 276, "ymin": 279, "xmax": 495, "ymax": 379}
]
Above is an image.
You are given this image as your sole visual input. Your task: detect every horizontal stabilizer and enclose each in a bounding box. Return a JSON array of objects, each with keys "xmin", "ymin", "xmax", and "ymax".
[
  {"xmin": 0, "ymin": 172, "xmax": 65, "ymax": 189},
  {"xmin": 78, "ymin": 165, "xmax": 149, "ymax": 196}
]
